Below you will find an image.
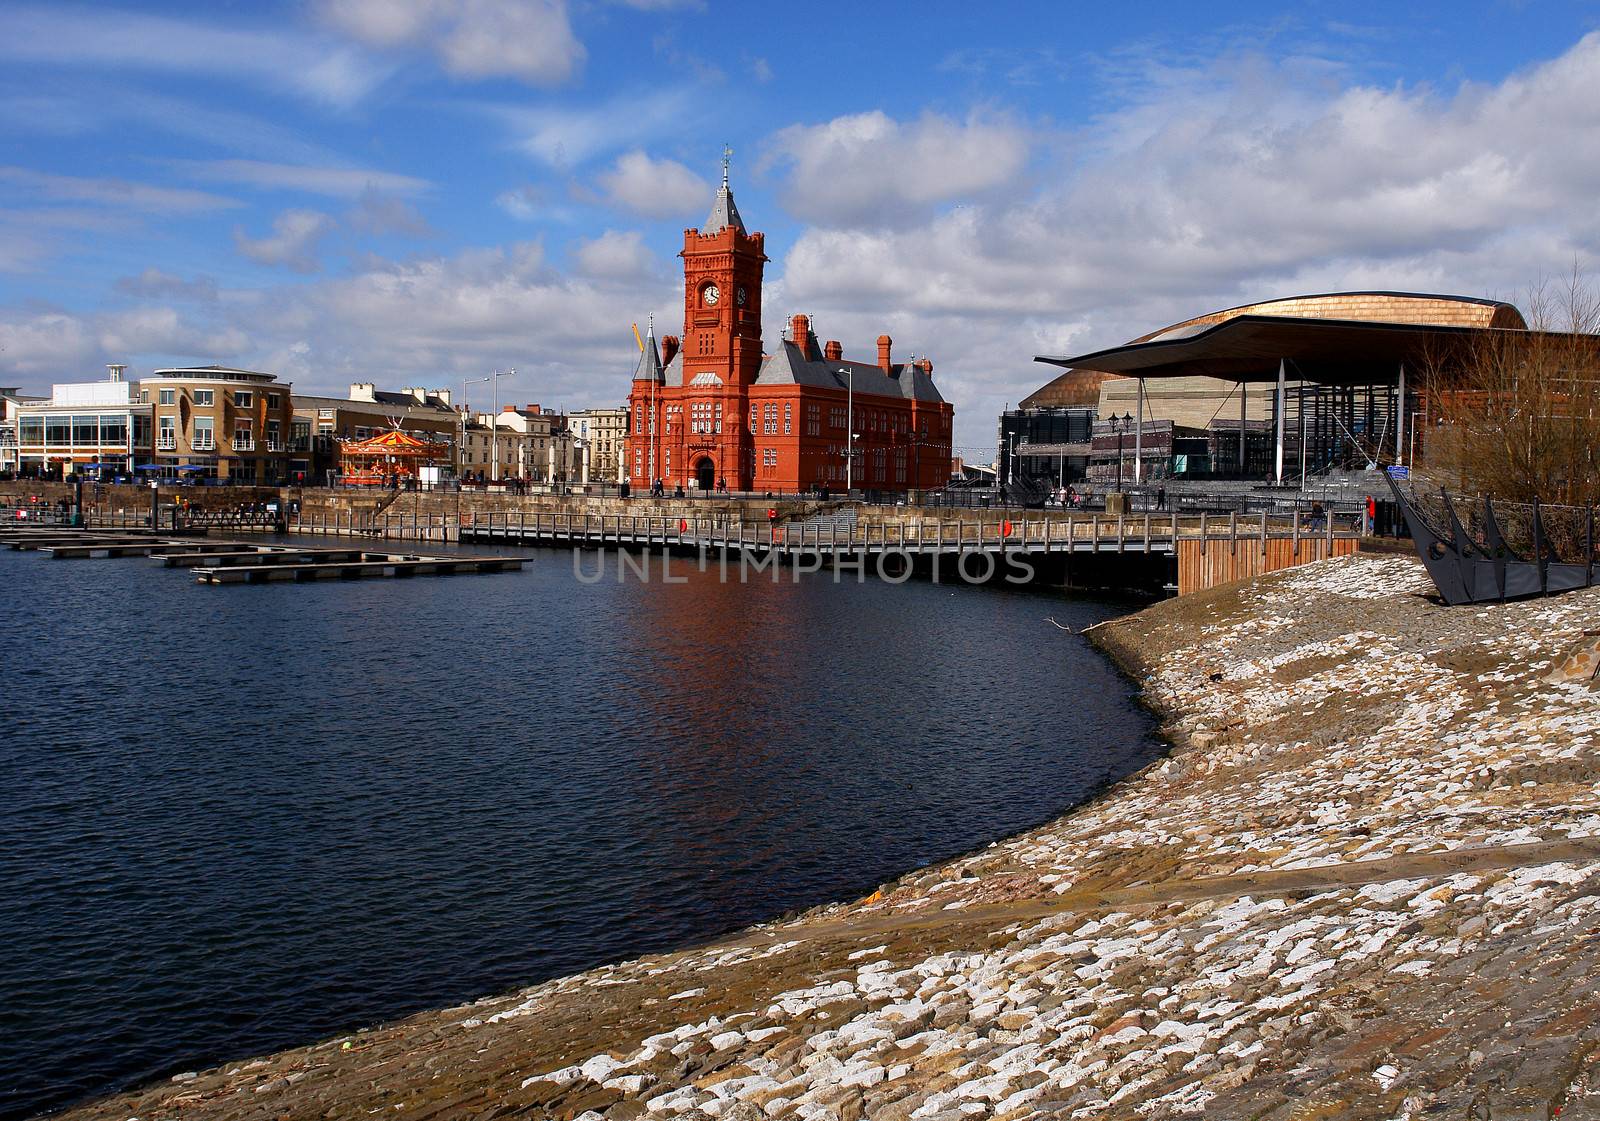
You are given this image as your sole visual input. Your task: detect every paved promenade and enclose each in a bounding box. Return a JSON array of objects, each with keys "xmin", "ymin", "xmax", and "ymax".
[{"xmin": 55, "ymin": 555, "xmax": 1600, "ymax": 1120}]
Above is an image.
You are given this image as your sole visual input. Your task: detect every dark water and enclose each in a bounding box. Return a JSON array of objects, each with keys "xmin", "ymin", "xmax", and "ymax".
[{"xmin": 0, "ymin": 542, "xmax": 1159, "ymax": 1119}]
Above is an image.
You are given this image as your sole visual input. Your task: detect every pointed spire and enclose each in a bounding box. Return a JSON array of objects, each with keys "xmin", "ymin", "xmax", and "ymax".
[
  {"xmin": 633, "ymin": 312, "xmax": 663, "ymax": 383},
  {"xmin": 703, "ymin": 143, "xmax": 744, "ymax": 234}
]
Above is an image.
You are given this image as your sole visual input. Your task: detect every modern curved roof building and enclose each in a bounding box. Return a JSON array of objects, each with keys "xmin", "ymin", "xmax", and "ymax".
[
  {"xmin": 1016, "ymin": 290, "xmax": 1531, "ymax": 483},
  {"xmin": 1025, "ymin": 291, "xmax": 1527, "ymax": 410}
]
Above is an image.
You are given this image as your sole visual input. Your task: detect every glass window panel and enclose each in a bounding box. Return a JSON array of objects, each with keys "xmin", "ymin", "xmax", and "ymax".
[
  {"xmin": 193, "ymin": 389, "xmax": 214, "ymax": 406},
  {"xmin": 46, "ymin": 416, "xmax": 70, "ymax": 443},
  {"xmin": 100, "ymin": 416, "xmax": 127, "ymax": 444},
  {"xmin": 73, "ymin": 415, "xmax": 98, "ymax": 444},
  {"xmin": 20, "ymin": 418, "xmax": 43, "ymax": 443}
]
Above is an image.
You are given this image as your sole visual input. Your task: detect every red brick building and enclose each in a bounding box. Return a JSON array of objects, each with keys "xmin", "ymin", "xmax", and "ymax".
[{"xmin": 627, "ymin": 167, "xmax": 953, "ymax": 494}]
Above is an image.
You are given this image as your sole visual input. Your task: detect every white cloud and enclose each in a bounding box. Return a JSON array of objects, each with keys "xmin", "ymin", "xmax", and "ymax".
[
  {"xmin": 0, "ymin": 208, "xmax": 140, "ymax": 273},
  {"xmin": 496, "ymin": 185, "xmax": 548, "ymax": 221},
  {"xmin": 175, "ymin": 160, "xmax": 430, "ymax": 199},
  {"xmin": 319, "ymin": 0, "xmax": 585, "ymax": 86},
  {"xmin": 97, "ymin": 307, "xmax": 249, "ymax": 359},
  {"xmin": 114, "ymin": 269, "xmax": 219, "ymax": 302},
  {"xmin": 234, "ymin": 210, "xmax": 338, "ymax": 273},
  {"xmin": 573, "ymin": 230, "xmax": 658, "ymax": 279},
  {"xmin": 0, "ymin": 310, "xmax": 99, "ymax": 374},
  {"xmin": 494, "ymin": 88, "xmax": 694, "ymax": 166},
  {"xmin": 0, "ymin": 167, "xmax": 239, "ymax": 213},
  {"xmin": 764, "ymin": 110, "xmax": 1032, "ymax": 228},
  {"xmin": 766, "ymin": 34, "xmax": 1600, "ymax": 454},
  {"xmin": 348, "ymin": 189, "xmax": 432, "ymax": 237},
  {"xmin": 0, "ymin": 5, "xmax": 395, "ymax": 108},
  {"xmin": 0, "ymin": 305, "xmax": 246, "ymax": 376},
  {"xmin": 598, "ymin": 150, "xmax": 710, "ymax": 217}
]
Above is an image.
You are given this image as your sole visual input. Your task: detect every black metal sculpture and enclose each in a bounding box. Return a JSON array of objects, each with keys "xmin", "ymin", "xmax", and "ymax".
[{"xmin": 1386, "ymin": 473, "xmax": 1597, "ymax": 604}]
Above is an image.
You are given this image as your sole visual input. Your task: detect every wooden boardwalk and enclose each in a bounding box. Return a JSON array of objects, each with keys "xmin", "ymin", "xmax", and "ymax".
[{"xmin": 458, "ymin": 510, "xmax": 1361, "ymax": 593}]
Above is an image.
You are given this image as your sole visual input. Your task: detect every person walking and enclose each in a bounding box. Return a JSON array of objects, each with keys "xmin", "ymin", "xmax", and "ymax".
[{"xmin": 1365, "ymin": 494, "xmax": 1377, "ymax": 535}]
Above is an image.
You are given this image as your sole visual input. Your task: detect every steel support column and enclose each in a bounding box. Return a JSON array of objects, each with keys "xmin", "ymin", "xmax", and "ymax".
[{"xmin": 1274, "ymin": 359, "xmax": 1286, "ymax": 484}]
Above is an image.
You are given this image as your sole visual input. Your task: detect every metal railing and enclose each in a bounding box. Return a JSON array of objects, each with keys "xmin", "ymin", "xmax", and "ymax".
[{"xmin": 455, "ymin": 509, "xmax": 1362, "ymax": 553}]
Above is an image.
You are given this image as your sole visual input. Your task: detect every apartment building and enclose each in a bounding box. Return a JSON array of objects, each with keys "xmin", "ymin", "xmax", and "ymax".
[{"xmin": 137, "ymin": 366, "xmax": 295, "ymax": 483}]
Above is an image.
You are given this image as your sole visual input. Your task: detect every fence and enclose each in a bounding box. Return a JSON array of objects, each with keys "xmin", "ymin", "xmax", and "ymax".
[
  {"xmin": 456, "ymin": 508, "xmax": 1362, "ymax": 554},
  {"xmin": 291, "ymin": 508, "xmax": 455, "ymax": 543}
]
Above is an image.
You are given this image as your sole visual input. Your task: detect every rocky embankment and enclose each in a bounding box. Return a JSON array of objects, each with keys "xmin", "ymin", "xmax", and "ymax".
[{"xmin": 56, "ymin": 556, "xmax": 1600, "ymax": 1120}]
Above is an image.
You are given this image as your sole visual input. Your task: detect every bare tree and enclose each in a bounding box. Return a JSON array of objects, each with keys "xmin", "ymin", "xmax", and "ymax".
[{"xmin": 1422, "ymin": 266, "xmax": 1600, "ymax": 507}]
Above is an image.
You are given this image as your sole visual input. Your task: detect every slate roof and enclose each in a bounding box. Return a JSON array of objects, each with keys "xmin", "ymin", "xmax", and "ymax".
[
  {"xmin": 634, "ymin": 331, "xmax": 665, "ymax": 383},
  {"xmin": 753, "ymin": 340, "xmax": 945, "ymax": 403},
  {"xmin": 703, "ymin": 182, "xmax": 744, "ymax": 234}
]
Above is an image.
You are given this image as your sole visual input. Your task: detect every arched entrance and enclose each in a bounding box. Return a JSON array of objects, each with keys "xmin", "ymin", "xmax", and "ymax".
[{"xmin": 695, "ymin": 457, "xmax": 715, "ymax": 491}]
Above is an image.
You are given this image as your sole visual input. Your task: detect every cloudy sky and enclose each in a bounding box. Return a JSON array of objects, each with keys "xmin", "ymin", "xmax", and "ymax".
[{"xmin": 2, "ymin": 1, "xmax": 1599, "ymax": 459}]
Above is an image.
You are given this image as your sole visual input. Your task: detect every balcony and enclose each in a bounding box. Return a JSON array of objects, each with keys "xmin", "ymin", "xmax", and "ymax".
[
  {"xmin": 266, "ymin": 439, "xmax": 284, "ymax": 452},
  {"xmin": 156, "ymin": 435, "xmax": 177, "ymax": 451},
  {"xmin": 232, "ymin": 436, "xmax": 255, "ymax": 452},
  {"xmin": 192, "ymin": 436, "xmax": 215, "ymax": 452}
]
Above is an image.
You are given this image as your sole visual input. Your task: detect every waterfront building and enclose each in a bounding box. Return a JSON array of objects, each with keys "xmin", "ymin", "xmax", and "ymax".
[
  {"xmin": 569, "ymin": 407, "xmax": 628, "ymax": 483},
  {"xmin": 465, "ymin": 405, "xmax": 583, "ymax": 483},
  {"xmin": 136, "ymin": 366, "xmax": 295, "ymax": 484},
  {"xmin": 10, "ymin": 366, "xmax": 152, "ymax": 478},
  {"xmin": 997, "ymin": 406, "xmax": 1096, "ymax": 488},
  {"xmin": 627, "ymin": 160, "xmax": 953, "ymax": 494},
  {"xmin": 0, "ymin": 386, "xmax": 48, "ymax": 475},
  {"xmin": 293, "ymin": 384, "xmax": 460, "ymax": 484},
  {"xmin": 1032, "ymin": 292, "xmax": 1529, "ymax": 482}
]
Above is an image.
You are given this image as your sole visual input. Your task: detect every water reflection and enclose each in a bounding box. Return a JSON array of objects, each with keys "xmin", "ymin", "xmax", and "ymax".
[{"xmin": 0, "ymin": 547, "xmax": 1157, "ymax": 1120}]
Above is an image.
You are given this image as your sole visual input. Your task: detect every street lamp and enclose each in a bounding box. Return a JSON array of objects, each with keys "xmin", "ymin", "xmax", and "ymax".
[
  {"xmin": 842, "ymin": 367, "xmax": 855, "ymax": 494},
  {"xmin": 488, "ymin": 369, "xmax": 512, "ymax": 482},
  {"xmin": 1114, "ymin": 412, "xmax": 1131, "ymax": 493}
]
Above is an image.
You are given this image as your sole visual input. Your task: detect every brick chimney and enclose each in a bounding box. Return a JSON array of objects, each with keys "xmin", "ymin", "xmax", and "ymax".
[
  {"xmin": 349, "ymin": 382, "xmax": 376, "ymax": 402},
  {"xmin": 915, "ymin": 357, "xmax": 933, "ymax": 376},
  {"xmin": 661, "ymin": 335, "xmax": 680, "ymax": 366},
  {"xmin": 824, "ymin": 340, "xmax": 842, "ymax": 362},
  {"xmin": 877, "ymin": 335, "xmax": 893, "ymax": 372},
  {"xmin": 790, "ymin": 314, "xmax": 811, "ymax": 349}
]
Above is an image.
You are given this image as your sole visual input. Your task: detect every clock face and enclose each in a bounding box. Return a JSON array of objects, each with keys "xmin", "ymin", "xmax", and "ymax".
[
  {"xmin": 736, "ymin": 285, "xmax": 748, "ymax": 306},
  {"xmin": 703, "ymin": 283, "xmax": 720, "ymax": 306}
]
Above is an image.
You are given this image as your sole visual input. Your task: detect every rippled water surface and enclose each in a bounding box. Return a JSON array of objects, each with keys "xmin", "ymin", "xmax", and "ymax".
[{"xmin": 0, "ymin": 542, "xmax": 1158, "ymax": 1118}]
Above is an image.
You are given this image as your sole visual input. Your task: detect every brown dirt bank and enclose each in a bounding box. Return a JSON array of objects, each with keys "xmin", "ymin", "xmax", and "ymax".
[{"xmin": 49, "ymin": 555, "xmax": 1600, "ymax": 1120}]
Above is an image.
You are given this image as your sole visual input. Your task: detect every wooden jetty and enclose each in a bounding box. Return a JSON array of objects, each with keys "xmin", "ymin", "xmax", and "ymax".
[
  {"xmin": 0, "ymin": 527, "xmax": 523, "ymax": 586},
  {"xmin": 192, "ymin": 553, "xmax": 522, "ymax": 583}
]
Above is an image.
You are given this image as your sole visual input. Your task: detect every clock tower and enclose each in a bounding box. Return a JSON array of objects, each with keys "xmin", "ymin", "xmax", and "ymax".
[
  {"xmin": 680, "ymin": 148, "xmax": 766, "ymax": 388},
  {"xmin": 626, "ymin": 149, "xmax": 951, "ymax": 496}
]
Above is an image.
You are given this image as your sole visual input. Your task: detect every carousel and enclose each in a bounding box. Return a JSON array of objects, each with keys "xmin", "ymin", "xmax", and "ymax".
[{"xmin": 338, "ymin": 429, "xmax": 448, "ymax": 486}]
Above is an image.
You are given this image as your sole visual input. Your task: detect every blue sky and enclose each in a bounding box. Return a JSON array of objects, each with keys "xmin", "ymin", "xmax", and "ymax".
[{"xmin": 2, "ymin": 1, "xmax": 1599, "ymax": 458}]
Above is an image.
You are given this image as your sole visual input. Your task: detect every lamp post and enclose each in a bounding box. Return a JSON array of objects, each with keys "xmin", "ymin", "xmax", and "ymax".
[
  {"xmin": 1114, "ymin": 412, "xmax": 1131, "ymax": 493},
  {"xmin": 489, "ymin": 369, "xmax": 512, "ymax": 482},
  {"xmin": 842, "ymin": 367, "xmax": 854, "ymax": 494}
]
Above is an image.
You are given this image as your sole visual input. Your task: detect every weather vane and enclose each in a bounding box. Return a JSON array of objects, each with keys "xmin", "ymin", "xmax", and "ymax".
[{"xmin": 722, "ymin": 143, "xmax": 732, "ymax": 186}]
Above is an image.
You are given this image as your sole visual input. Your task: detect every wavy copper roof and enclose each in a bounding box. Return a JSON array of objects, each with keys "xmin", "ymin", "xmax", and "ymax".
[{"xmin": 1023, "ymin": 291, "xmax": 1527, "ymax": 406}]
